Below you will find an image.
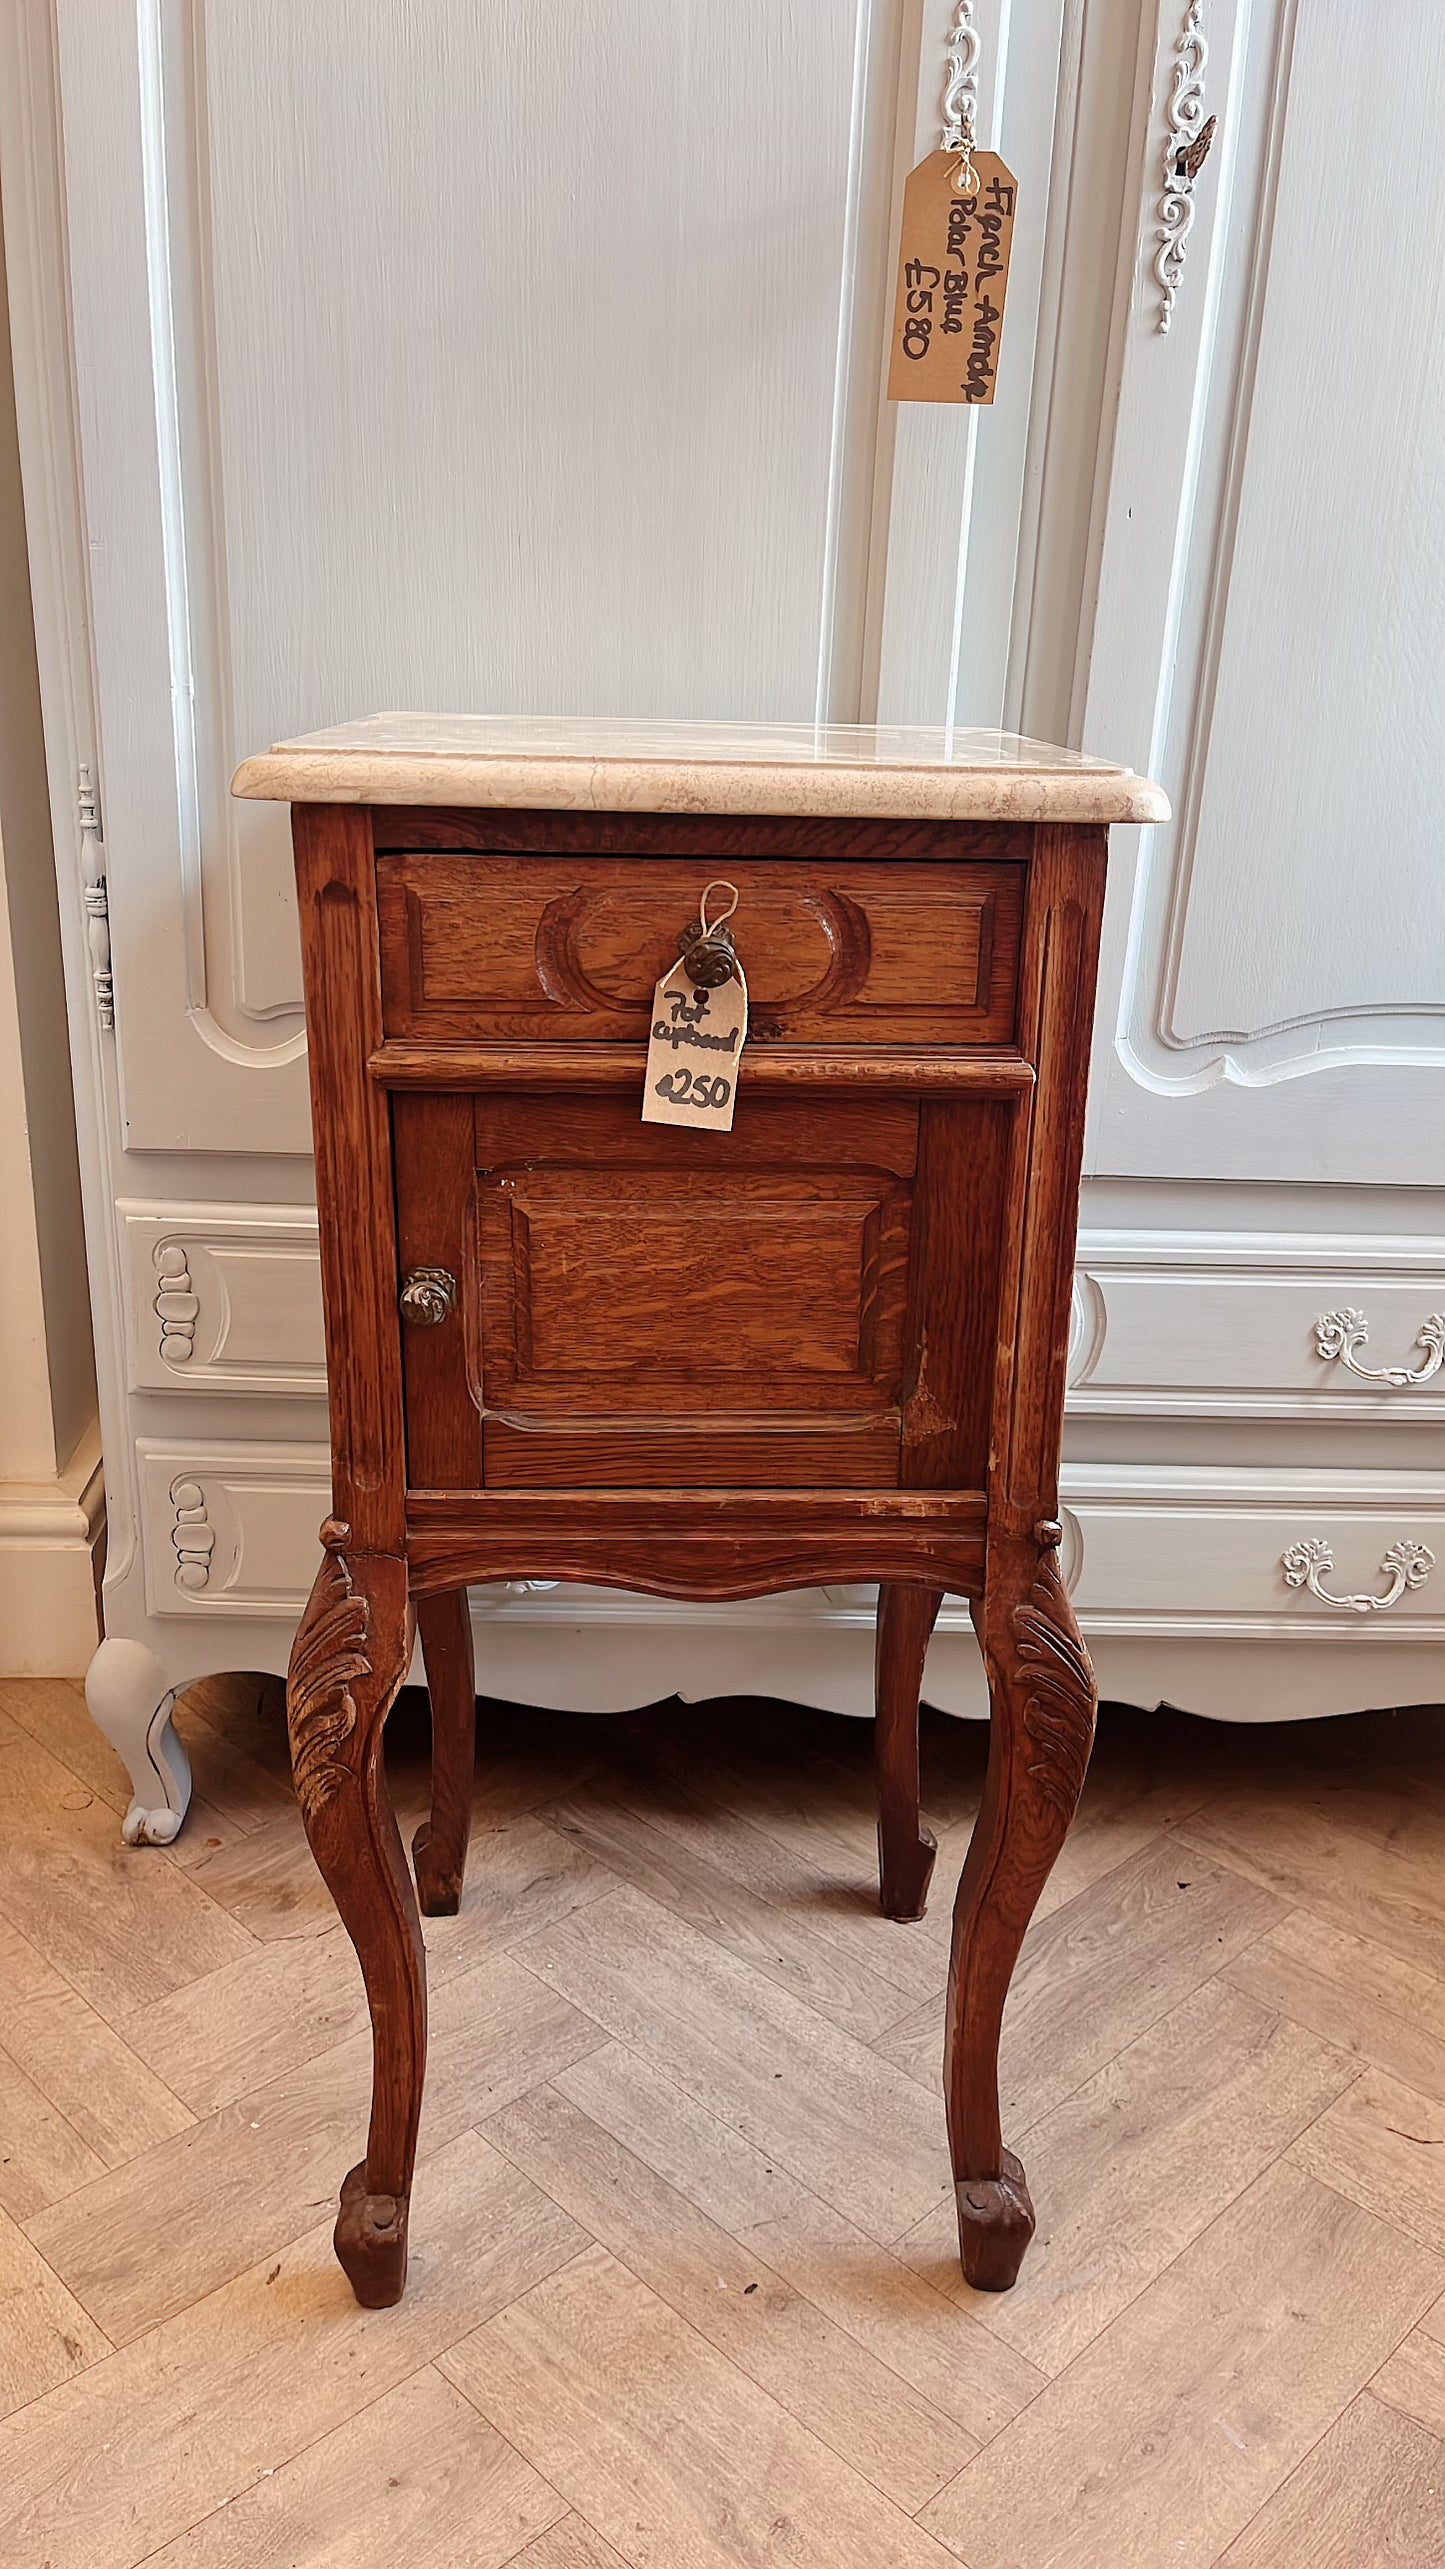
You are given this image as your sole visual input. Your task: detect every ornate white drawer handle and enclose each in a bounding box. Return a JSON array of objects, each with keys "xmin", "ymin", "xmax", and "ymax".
[
  {"xmin": 1281, "ymin": 1537, "xmax": 1435, "ymax": 1615},
  {"xmin": 1313, "ymin": 1306, "xmax": 1445, "ymax": 1389}
]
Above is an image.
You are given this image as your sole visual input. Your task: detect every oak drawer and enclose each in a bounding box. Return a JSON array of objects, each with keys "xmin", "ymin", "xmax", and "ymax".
[{"xmin": 376, "ymin": 853, "xmax": 1023, "ymax": 1048}]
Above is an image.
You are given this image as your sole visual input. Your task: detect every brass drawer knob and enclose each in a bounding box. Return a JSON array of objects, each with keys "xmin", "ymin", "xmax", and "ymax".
[{"xmin": 399, "ymin": 1266, "xmax": 456, "ymax": 1327}]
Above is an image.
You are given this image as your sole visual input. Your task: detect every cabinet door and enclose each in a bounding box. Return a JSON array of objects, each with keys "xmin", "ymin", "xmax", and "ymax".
[
  {"xmin": 34, "ymin": 0, "xmax": 1075, "ymax": 1156},
  {"xmin": 1082, "ymin": 0, "xmax": 1445, "ymax": 1185}
]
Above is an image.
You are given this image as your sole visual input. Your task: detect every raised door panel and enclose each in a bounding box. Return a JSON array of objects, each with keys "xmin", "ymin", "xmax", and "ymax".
[
  {"xmin": 48, "ymin": 0, "xmax": 902, "ymax": 1152},
  {"xmin": 470, "ymin": 1097, "xmax": 915, "ymax": 1489},
  {"xmin": 1082, "ymin": 0, "xmax": 1445, "ymax": 1184},
  {"xmin": 118, "ymin": 1203, "xmax": 324, "ymax": 1393},
  {"xmin": 441, "ymin": 1089, "xmax": 1010, "ymax": 1492}
]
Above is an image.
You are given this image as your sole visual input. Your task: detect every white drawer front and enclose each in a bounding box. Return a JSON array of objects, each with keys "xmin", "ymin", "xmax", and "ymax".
[
  {"xmin": 119, "ymin": 1204, "xmax": 325, "ymax": 1394},
  {"xmin": 1063, "ymin": 1466, "xmax": 1445, "ymax": 1638},
  {"xmin": 139, "ymin": 1443, "xmax": 329, "ymax": 1617},
  {"xmin": 1072, "ymin": 1234, "xmax": 1445, "ymax": 1418}
]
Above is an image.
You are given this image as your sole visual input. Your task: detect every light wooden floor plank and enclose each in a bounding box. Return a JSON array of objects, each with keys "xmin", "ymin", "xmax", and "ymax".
[
  {"xmin": 0, "ymin": 2202, "xmax": 109, "ymax": 2419},
  {"xmin": 552, "ymin": 2038, "xmax": 1044, "ymax": 2443},
  {"xmin": 507, "ymin": 2513, "xmax": 646, "ymax": 2567},
  {"xmin": 0, "ymin": 2041, "xmax": 106, "ymax": 2220},
  {"xmin": 545, "ymin": 1777, "xmax": 924, "ymax": 2042},
  {"xmin": 0, "ymin": 1727, "xmax": 253, "ymax": 2017},
  {"xmin": 1226, "ymin": 1905, "xmax": 1445, "ymax": 2105},
  {"xmin": 1372, "ymin": 2320, "xmax": 1445, "ymax": 2442},
  {"xmin": 139, "ymin": 2363, "xmax": 565, "ymax": 2569},
  {"xmin": 0, "ymin": 1925, "xmax": 193, "ymax": 2171},
  {"xmin": 897, "ymin": 1975, "xmax": 1358, "ymax": 2373},
  {"xmin": 919, "ymin": 2162, "xmax": 1443, "ymax": 2569},
  {"xmin": 26, "ymin": 1950, "xmax": 603, "ymax": 2343},
  {"xmin": 1290, "ymin": 2067, "xmax": 1445, "ymax": 2260},
  {"xmin": 486, "ymin": 2080, "xmax": 977, "ymax": 2510},
  {"xmin": 1219, "ymin": 2390, "xmax": 1445, "ymax": 2567},
  {"xmin": 443, "ymin": 2243, "xmax": 961, "ymax": 2569},
  {"xmin": 875, "ymin": 1837, "xmax": 1282, "ymax": 2134},
  {"xmin": 515, "ymin": 1882, "xmax": 954, "ymax": 2242},
  {"xmin": 1176, "ymin": 1769, "xmax": 1445, "ymax": 1978},
  {"xmin": 2, "ymin": 1681, "xmax": 1441, "ymax": 2569},
  {"xmin": 113, "ymin": 1809, "xmax": 614, "ymax": 2114},
  {"xmin": 0, "ymin": 2130, "xmax": 584, "ymax": 2569}
]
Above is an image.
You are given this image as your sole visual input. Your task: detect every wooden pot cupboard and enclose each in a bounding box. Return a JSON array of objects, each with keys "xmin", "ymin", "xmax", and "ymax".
[{"xmin": 232, "ymin": 715, "xmax": 1168, "ymax": 2307}]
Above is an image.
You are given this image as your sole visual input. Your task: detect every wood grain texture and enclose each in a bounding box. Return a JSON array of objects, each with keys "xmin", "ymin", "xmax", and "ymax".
[
  {"xmin": 1224, "ymin": 1907, "xmax": 1445, "ymax": 2103},
  {"xmin": 0, "ymin": 2202, "xmax": 109, "ymax": 2420},
  {"xmin": 0, "ymin": 2131, "xmax": 584, "ymax": 2569},
  {"xmin": 1219, "ymin": 2391, "xmax": 1445, "ymax": 2568},
  {"xmin": 288, "ymin": 796, "xmax": 1106, "ymax": 2300},
  {"xmin": 930, "ymin": 1977, "xmax": 1356, "ymax": 2375},
  {"xmin": 514, "ymin": 1883, "xmax": 954, "ymax": 2244},
  {"xmin": 286, "ymin": 1528, "xmax": 420, "ymax": 2305},
  {"xmin": 369, "ymin": 808, "xmax": 1032, "ymax": 862},
  {"xmin": 920, "ymin": 2163, "xmax": 1445, "ymax": 2569},
  {"xmin": 4, "ymin": 1678, "xmax": 1445, "ymax": 2561},
  {"xmin": 1289, "ymin": 2066, "xmax": 1445, "ymax": 2259},
  {"xmin": 137, "ymin": 2365, "xmax": 564, "ymax": 2569},
  {"xmin": 0, "ymin": 1725, "xmax": 252, "ymax": 2018},
  {"xmin": 551, "ymin": 2039, "xmax": 1045, "ymax": 2445},
  {"xmin": 874, "ymin": 1585, "xmax": 942, "ymax": 1920},
  {"xmin": 377, "ymin": 851, "xmax": 1023, "ymax": 1047},
  {"xmin": 442, "ymin": 2244, "xmax": 962, "ymax": 2569},
  {"xmin": 26, "ymin": 1951, "xmax": 601, "ymax": 2347},
  {"xmin": 290, "ymin": 806, "xmax": 405, "ymax": 1551},
  {"xmin": 413, "ymin": 1588, "xmax": 477, "ymax": 1915},
  {"xmin": 485, "ymin": 2082, "xmax": 976, "ymax": 2510}
]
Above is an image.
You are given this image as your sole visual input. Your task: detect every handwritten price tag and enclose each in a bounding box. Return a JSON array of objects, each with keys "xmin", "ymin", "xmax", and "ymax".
[
  {"xmin": 641, "ymin": 964, "xmax": 748, "ymax": 1133},
  {"xmin": 887, "ymin": 150, "xmax": 1018, "ymax": 407}
]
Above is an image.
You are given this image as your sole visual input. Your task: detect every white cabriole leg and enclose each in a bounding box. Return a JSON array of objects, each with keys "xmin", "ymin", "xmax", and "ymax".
[{"xmin": 84, "ymin": 1638, "xmax": 192, "ymax": 1845}]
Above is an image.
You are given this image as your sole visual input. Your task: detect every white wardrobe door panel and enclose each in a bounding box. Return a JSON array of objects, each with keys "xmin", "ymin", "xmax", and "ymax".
[
  {"xmin": 1083, "ymin": 0, "xmax": 1445, "ymax": 1182},
  {"xmin": 56, "ymin": 0, "xmax": 898, "ymax": 1154}
]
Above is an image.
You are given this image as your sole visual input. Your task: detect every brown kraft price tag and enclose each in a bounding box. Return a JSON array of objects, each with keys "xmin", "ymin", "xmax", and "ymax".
[
  {"xmin": 887, "ymin": 150, "xmax": 1018, "ymax": 407},
  {"xmin": 642, "ymin": 883, "xmax": 748, "ymax": 1134}
]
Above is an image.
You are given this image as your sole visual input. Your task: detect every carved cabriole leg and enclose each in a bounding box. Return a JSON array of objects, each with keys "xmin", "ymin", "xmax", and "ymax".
[
  {"xmin": 874, "ymin": 1584, "xmax": 942, "ymax": 1921},
  {"xmin": 288, "ymin": 1520, "xmax": 421, "ymax": 2307},
  {"xmin": 84, "ymin": 1638, "xmax": 192, "ymax": 1846},
  {"xmin": 945, "ymin": 1523, "xmax": 1096, "ymax": 2290},
  {"xmin": 412, "ymin": 1588, "xmax": 476, "ymax": 1916}
]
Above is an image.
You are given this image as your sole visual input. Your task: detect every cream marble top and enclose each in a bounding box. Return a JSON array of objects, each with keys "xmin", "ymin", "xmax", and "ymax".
[{"xmin": 231, "ymin": 714, "xmax": 1169, "ymax": 824}]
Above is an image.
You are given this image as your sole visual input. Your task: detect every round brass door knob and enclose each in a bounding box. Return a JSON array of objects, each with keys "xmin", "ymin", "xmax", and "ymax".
[{"xmin": 399, "ymin": 1266, "xmax": 457, "ymax": 1326}]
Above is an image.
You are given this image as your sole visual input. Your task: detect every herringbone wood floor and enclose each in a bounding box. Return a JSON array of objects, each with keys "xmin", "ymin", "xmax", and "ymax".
[{"xmin": 1, "ymin": 1669, "xmax": 1444, "ymax": 2568}]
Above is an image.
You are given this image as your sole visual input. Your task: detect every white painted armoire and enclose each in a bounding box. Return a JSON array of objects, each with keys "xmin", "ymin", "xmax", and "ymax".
[{"xmin": 2, "ymin": 0, "xmax": 1441, "ymax": 1846}]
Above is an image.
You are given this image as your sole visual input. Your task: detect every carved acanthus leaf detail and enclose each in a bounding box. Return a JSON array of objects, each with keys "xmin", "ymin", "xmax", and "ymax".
[
  {"xmin": 1013, "ymin": 1545, "xmax": 1096, "ymax": 1821},
  {"xmin": 288, "ymin": 1532, "xmax": 371, "ymax": 1825}
]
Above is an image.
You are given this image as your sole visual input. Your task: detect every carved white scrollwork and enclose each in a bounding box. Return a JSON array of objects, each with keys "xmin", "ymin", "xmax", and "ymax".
[
  {"xmin": 153, "ymin": 1240, "xmax": 200, "ymax": 1366},
  {"xmin": 941, "ymin": 0, "xmax": 980, "ymax": 152},
  {"xmin": 1312, "ymin": 1307, "xmax": 1445, "ymax": 1390},
  {"xmin": 1154, "ymin": 1, "xmax": 1211, "ymax": 333},
  {"xmin": 1281, "ymin": 1536, "xmax": 1436, "ymax": 1616},
  {"xmin": 169, "ymin": 1476, "xmax": 216, "ymax": 1593}
]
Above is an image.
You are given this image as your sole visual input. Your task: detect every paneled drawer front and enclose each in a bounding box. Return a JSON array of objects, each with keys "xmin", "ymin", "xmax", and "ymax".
[
  {"xmin": 138, "ymin": 1443, "xmax": 329, "ymax": 1616},
  {"xmin": 376, "ymin": 854, "xmax": 1023, "ymax": 1047},
  {"xmin": 119, "ymin": 1204, "xmax": 325, "ymax": 1394},
  {"xmin": 1061, "ymin": 1468, "xmax": 1445, "ymax": 1635},
  {"xmin": 1071, "ymin": 1236, "xmax": 1445, "ymax": 1418}
]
